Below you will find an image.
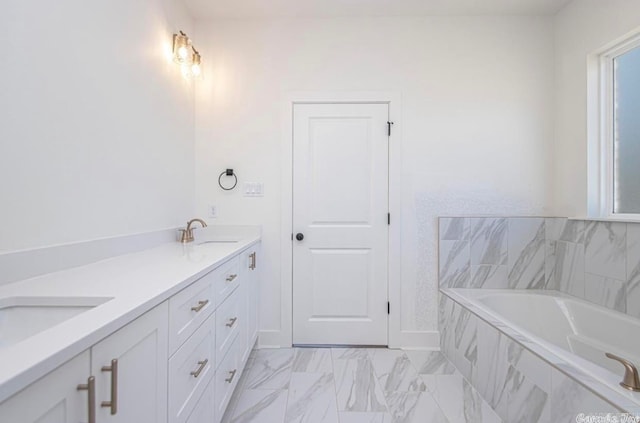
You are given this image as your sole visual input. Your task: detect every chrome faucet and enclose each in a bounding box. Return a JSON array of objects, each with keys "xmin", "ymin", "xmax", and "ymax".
[
  {"xmin": 606, "ymin": 353, "xmax": 640, "ymax": 391},
  {"xmin": 180, "ymin": 218, "xmax": 208, "ymax": 243}
]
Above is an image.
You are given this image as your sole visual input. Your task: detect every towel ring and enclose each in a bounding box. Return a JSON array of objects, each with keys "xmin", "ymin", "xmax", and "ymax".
[{"xmin": 218, "ymin": 169, "xmax": 238, "ymax": 191}]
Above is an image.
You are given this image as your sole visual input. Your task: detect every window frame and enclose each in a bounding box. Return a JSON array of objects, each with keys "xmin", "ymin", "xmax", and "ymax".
[{"xmin": 593, "ymin": 33, "xmax": 640, "ymax": 221}]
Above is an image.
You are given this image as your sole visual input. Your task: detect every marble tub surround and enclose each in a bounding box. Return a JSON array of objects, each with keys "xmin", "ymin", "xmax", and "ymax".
[
  {"xmin": 440, "ymin": 290, "xmax": 639, "ymax": 421},
  {"xmin": 222, "ymin": 347, "xmax": 501, "ymax": 423},
  {"xmin": 627, "ymin": 224, "xmax": 640, "ymax": 317},
  {"xmin": 548, "ymin": 218, "xmax": 636, "ymax": 317},
  {"xmin": 439, "ymin": 216, "xmax": 640, "ymax": 319},
  {"xmin": 440, "ymin": 217, "xmax": 545, "ymax": 290}
]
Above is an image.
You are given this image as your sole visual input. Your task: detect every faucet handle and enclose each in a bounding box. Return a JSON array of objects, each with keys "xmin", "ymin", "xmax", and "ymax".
[
  {"xmin": 179, "ymin": 228, "xmax": 191, "ymax": 244},
  {"xmin": 606, "ymin": 352, "xmax": 640, "ymax": 392}
]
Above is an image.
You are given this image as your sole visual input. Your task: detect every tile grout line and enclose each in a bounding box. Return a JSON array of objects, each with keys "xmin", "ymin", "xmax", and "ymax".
[
  {"xmin": 402, "ymin": 350, "xmax": 452, "ymax": 423},
  {"xmin": 369, "ymin": 348, "xmax": 393, "ymax": 415},
  {"xmin": 282, "ymin": 348, "xmax": 293, "ymax": 423},
  {"xmin": 329, "ymin": 348, "xmax": 343, "ymax": 423}
]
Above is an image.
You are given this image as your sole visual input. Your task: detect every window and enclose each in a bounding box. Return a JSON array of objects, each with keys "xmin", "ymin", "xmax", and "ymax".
[
  {"xmin": 593, "ymin": 35, "xmax": 640, "ymax": 218},
  {"xmin": 612, "ymin": 45, "xmax": 640, "ymax": 214}
]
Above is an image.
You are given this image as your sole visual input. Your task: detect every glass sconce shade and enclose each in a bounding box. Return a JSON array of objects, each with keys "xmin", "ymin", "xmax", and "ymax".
[
  {"xmin": 173, "ymin": 31, "xmax": 191, "ymax": 64},
  {"xmin": 172, "ymin": 31, "xmax": 202, "ymax": 78},
  {"xmin": 191, "ymin": 49, "xmax": 202, "ymax": 77}
]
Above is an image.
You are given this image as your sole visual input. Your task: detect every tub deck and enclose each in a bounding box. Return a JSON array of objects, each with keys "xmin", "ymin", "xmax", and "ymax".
[{"xmin": 441, "ymin": 288, "xmax": 640, "ymax": 415}]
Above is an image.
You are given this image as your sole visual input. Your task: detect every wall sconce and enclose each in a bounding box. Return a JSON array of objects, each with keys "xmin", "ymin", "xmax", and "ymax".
[
  {"xmin": 172, "ymin": 30, "xmax": 202, "ymax": 78},
  {"xmin": 173, "ymin": 31, "xmax": 191, "ymax": 64},
  {"xmin": 191, "ymin": 47, "xmax": 201, "ymax": 77}
]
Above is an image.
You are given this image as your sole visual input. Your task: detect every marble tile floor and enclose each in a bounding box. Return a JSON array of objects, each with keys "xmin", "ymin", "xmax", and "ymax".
[{"xmin": 221, "ymin": 348, "xmax": 502, "ymax": 423}]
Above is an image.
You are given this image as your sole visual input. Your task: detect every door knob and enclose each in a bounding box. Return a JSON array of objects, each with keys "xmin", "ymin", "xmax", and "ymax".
[{"xmin": 296, "ymin": 233, "xmax": 304, "ymax": 241}]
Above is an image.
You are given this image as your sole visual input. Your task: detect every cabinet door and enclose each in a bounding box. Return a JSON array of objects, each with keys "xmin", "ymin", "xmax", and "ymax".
[
  {"xmin": 239, "ymin": 248, "xmax": 252, "ymax": 364},
  {"xmin": 0, "ymin": 350, "xmax": 90, "ymax": 423},
  {"xmin": 91, "ymin": 302, "xmax": 168, "ymax": 423},
  {"xmin": 247, "ymin": 245, "xmax": 260, "ymax": 348}
]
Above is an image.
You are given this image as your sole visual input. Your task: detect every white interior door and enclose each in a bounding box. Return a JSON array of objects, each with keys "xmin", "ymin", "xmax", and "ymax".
[{"xmin": 292, "ymin": 102, "xmax": 389, "ymax": 346}]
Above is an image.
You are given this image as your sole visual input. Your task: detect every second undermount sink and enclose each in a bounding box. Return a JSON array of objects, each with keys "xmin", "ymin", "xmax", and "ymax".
[
  {"xmin": 0, "ymin": 296, "xmax": 113, "ymax": 349},
  {"xmin": 197, "ymin": 239, "xmax": 240, "ymax": 245}
]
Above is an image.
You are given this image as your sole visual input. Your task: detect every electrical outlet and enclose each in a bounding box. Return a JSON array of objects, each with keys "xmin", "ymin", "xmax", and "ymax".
[{"xmin": 208, "ymin": 205, "xmax": 218, "ymax": 218}]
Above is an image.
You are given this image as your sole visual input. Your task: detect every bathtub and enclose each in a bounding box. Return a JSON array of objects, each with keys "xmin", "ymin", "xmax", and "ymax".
[{"xmin": 442, "ymin": 288, "xmax": 640, "ymax": 415}]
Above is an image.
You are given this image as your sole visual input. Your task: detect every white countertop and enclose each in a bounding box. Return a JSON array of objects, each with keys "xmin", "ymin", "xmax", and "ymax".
[{"xmin": 0, "ymin": 227, "xmax": 260, "ymax": 403}]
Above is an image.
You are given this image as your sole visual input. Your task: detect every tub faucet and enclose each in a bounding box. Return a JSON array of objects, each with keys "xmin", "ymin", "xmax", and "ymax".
[
  {"xmin": 180, "ymin": 218, "xmax": 208, "ymax": 243},
  {"xmin": 606, "ymin": 353, "xmax": 640, "ymax": 392}
]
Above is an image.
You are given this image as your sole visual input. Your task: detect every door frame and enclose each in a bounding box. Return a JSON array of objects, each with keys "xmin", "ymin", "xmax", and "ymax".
[{"xmin": 275, "ymin": 91, "xmax": 402, "ymax": 348}]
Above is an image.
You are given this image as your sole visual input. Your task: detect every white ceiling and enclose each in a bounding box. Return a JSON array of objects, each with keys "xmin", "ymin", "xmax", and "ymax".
[{"xmin": 184, "ymin": 0, "xmax": 573, "ymax": 20}]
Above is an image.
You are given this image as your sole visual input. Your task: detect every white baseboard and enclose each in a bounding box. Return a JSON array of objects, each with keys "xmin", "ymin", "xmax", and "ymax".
[
  {"xmin": 393, "ymin": 330, "xmax": 440, "ymax": 350},
  {"xmin": 257, "ymin": 330, "xmax": 288, "ymax": 348},
  {"xmin": 257, "ymin": 329, "xmax": 441, "ymax": 350}
]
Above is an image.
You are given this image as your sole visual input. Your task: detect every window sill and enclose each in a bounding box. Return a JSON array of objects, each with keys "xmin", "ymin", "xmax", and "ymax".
[{"xmin": 569, "ymin": 216, "xmax": 640, "ymax": 224}]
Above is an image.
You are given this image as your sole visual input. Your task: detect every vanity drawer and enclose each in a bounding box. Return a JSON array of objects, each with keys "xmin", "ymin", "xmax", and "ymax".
[
  {"xmin": 213, "ymin": 256, "xmax": 240, "ymax": 307},
  {"xmin": 169, "ymin": 270, "xmax": 216, "ymax": 354},
  {"xmin": 169, "ymin": 312, "xmax": 215, "ymax": 423},
  {"xmin": 186, "ymin": 378, "xmax": 215, "ymax": 423},
  {"xmin": 215, "ymin": 287, "xmax": 242, "ymax": 368},
  {"xmin": 214, "ymin": 337, "xmax": 242, "ymax": 423}
]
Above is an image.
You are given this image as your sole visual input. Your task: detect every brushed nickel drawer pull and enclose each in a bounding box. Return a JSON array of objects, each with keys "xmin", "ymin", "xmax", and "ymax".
[
  {"xmin": 101, "ymin": 359, "xmax": 118, "ymax": 415},
  {"xmin": 225, "ymin": 369, "xmax": 237, "ymax": 383},
  {"xmin": 190, "ymin": 359, "xmax": 209, "ymax": 378},
  {"xmin": 77, "ymin": 376, "xmax": 96, "ymax": 423},
  {"xmin": 191, "ymin": 299, "xmax": 209, "ymax": 312},
  {"xmin": 225, "ymin": 317, "xmax": 238, "ymax": 328},
  {"xmin": 249, "ymin": 252, "xmax": 256, "ymax": 270},
  {"xmin": 226, "ymin": 274, "xmax": 238, "ymax": 282}
]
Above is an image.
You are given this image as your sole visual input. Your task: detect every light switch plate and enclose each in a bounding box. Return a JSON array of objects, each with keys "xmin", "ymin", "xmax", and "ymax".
[{"xmin": 243, "ymin": 182, "xmax": 264, "ymax": 197}]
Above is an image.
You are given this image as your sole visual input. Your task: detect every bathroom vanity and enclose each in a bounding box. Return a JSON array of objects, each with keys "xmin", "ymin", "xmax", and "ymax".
[{"xmin": 0, "ymin": 229, "xmax": 261, "ymax": 423}]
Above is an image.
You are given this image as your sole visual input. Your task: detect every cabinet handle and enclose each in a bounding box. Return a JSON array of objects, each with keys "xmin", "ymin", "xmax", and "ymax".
[
  {"xmin": 101, "ymin": 359, "xmax": 118, "ymax": 415},
  {"xmin": 225, "ymin": 317, "xmax": 238, "ymax": 328},
  {"xmin": 77, "ymin": 376, "xmax": 96, "ymax": 423},
  {"xmin": 250, "ymin": 252, "xmax": 256, "ymax": 270},
  {"xmin": 191, "ymin": 299, "xmax": 209, "ymax": 312},
  {"xmin": 225, "ymin": 369, "xmax": 237, "ymax": 383},
  {"xmin": 190, "ymin": 359, "xmax": 209, "ymax": 378},
  {"xmin": 226, "ymin": 274, "xmax": 238, "ymax": 282}
]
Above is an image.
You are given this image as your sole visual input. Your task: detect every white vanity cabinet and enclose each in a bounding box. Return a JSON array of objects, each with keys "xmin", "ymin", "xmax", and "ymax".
[
  {"xmin": 0, "ymin": 350, "xmax": 91, "ymax": 423},
  {"xmin": 185, "ymin": 379, "xmax": 215, "ymax": 423},
  {"xmin": 0, "ymin": 240, "xmax": 261, "ymax": 423},
  {"xmin": 167, "ymin": 242, "xmax": 262, "ymax": 423},
  {"xmin": 0, "ymin": 303, "xmax": 168, "ymax": 423},
  {"xmin": 91, "ymin": 302, "xmax": 169, "ymax": 423},
  {"xmin": 242, "ymin": 245, "xmax": 260, "ymax": 362},
  {"xmin": 168, "ymin": 312, "xmax": 215, "ymax": 423}
]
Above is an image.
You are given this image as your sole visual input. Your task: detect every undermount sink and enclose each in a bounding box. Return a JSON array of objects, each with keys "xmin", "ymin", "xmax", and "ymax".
[
  {"xmin": 0, "ymin": 296, "xmax": 112, "ymax": 348},
  {"xmin": 197, "ymin": 239, "xmax": 239, "ymax": 245}
]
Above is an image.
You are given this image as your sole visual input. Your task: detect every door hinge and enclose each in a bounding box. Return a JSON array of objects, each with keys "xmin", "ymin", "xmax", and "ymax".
[
  {"xmin": 387, "ymin": 121, "xmax": 394, "ymax": 136},
  {"xmin": 387, "ymin": 213, "xmax": 390, "ymax": 225},
  {"xmin": 387, "ymin": 302, "xmax": 390, "ymax": 314}
]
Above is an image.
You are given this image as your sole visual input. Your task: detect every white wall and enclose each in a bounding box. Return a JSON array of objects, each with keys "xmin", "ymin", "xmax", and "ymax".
[
  {"xmin": 554, "ymin": 0, "xmax": 640, "ymax": 216},
  {"xmin": 0, "ymin": 0, "xmax": 196, "ymax": 251},
  {"xmin": 194, "ymin": 16, "xmax": 555, "ymax": 346}
]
